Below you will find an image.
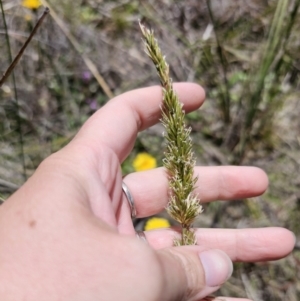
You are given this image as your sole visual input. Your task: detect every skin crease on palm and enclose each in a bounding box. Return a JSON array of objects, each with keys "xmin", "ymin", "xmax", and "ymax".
[{"xmin": 0, "ymin": 83, "xmax": 295, "ymax": 301}]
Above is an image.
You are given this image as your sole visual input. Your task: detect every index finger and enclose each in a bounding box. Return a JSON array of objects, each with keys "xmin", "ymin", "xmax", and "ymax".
[{"xmin": 74, "ymin": 83, "xmax": 205, "ymax": 161}]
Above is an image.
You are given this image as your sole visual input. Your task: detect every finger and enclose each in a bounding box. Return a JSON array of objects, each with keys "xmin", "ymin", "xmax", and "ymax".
[
  {"xmin": 74, "ymin": 83, "xmax": 205, "ymax": 162},
  {"xmin": 157, "ymin": 247, "xmax": 233, "ymax": 300},
  {"xmin": 123, "ymin": 166, "xmax": 268, "ymax": 217},
  {"xmin": 146, "ymin": 227, "xmax": 295, "ymax": 262}
]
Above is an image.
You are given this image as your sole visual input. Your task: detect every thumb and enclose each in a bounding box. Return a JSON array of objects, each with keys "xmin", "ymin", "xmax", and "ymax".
[{"xmin": 157, "ymin": 247, "xmax": 233, "ymax": 301}]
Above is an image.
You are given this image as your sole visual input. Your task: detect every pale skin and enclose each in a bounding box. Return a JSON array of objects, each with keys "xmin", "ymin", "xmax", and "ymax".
[{"xmin": 0, "ymin": 83, "xmax": 295, "ymax": 301}]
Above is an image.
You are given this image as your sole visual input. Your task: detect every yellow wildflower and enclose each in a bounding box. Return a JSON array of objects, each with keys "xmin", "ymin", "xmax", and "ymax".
[
  {"xmin": 22, "ymin": 0, "xmax": 42, "ymax": 9},
  {"xmin": 144, "ymin": 217, "xmax": 170, "ymax": 231},
  {"xmin": 132, "ymin": 153, "xmax": 156, "ymax": 171}
]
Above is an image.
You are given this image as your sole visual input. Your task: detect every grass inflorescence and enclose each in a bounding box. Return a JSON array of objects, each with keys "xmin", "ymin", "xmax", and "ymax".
[{"xmin": 140, "ymin": 22, "xmax": 203, "ymax": 246}]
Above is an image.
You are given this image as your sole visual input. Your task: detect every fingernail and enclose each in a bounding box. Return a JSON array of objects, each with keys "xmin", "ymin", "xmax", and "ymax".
[{"xmin": 199, "ymin": 249, "xmax": 233, "ymax": 287}]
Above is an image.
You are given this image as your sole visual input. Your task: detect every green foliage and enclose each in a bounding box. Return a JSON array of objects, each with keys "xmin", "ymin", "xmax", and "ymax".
[{"xmin": 203, "ymin": 0, "xmax": 300, "ymax": 162}]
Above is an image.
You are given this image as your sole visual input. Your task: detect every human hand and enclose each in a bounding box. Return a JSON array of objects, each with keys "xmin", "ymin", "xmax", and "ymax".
[{"xmin": 0, "ymin": 83, "xmax": 295, "ymax": 301}]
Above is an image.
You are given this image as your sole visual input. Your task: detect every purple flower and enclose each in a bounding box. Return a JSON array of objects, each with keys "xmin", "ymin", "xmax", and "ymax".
[
  {"xmin": 86, "ymin": 98, "xmax": 98, "ymax": 111},
  {"xmin": 82, "ymin": 71, "xmax": 92, "ymax": 82}
]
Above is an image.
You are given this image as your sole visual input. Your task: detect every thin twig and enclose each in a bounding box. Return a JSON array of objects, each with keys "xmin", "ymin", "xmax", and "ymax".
[
  {"xmin": 0, "ymin": 0, "xmax": 29, "ymax": 180},
  {"xmin": 40, "ymin": 0, "xmax": 114, "ymax": 99},
  {"xmin": 0, "ymin": 7, "xmax": 50, "ymax": 87}
]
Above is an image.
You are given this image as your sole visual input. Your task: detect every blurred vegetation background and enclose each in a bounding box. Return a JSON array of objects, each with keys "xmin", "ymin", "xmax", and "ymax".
[{"xmin": 1, "ymin": 0, "xmax": 300, "ymax": 300}]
